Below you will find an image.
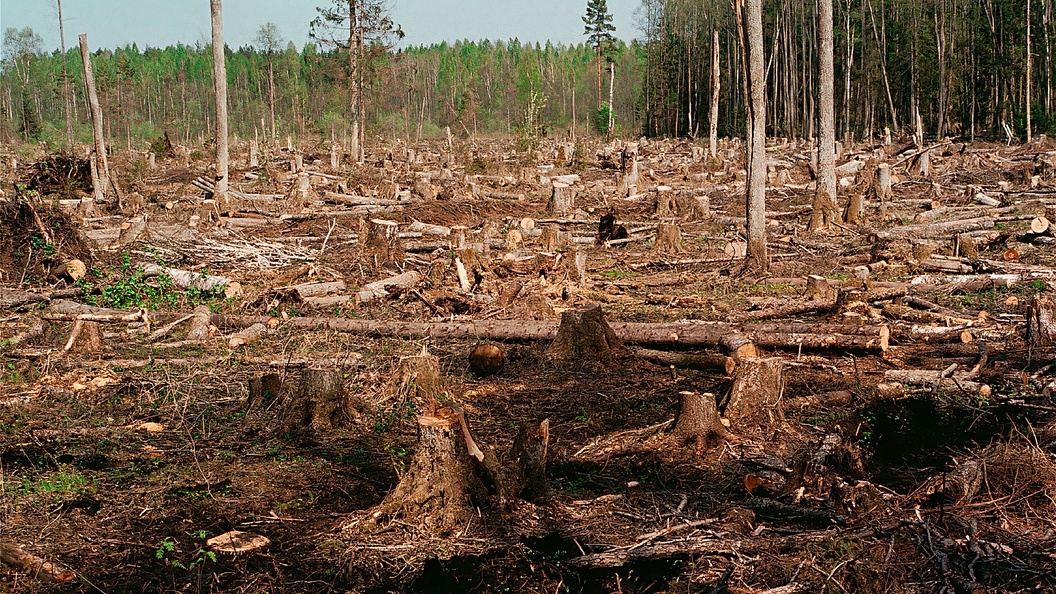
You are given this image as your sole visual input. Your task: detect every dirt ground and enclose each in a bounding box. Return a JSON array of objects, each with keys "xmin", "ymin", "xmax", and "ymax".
[{"xmin": 2, "ymin": 135, "xmax": 1056, "ymax": 593}]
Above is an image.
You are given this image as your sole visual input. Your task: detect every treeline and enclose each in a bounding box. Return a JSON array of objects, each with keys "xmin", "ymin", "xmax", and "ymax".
[
  {"xmin": 0, "ymin": 37, "xmax": 643, "ymax": 150},
  {"xmin": 642, "ymin": 0, "xmax": 1052, "ymax": 142}
]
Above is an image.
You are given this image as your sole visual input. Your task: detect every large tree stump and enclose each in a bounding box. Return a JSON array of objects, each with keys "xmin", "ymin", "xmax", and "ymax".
[
  {"xmin": 359, "ymin": 218, "xmax": 404, "ymax": 264},
  {"xmin": 283, "ymin": 368, "xmax": 346, "ymax": 432},
  {"xmin": 723, "ymin": 357, "xmax": 785, "ymax": 424},
  {"xmin": 510, "ymin": 419, "xmax": 549, "ymax": 501},
  {"xmin": 670, "ymin": 391, "xmax": 730, "ymax": 447},
  {"xmin": 1028, "ymin": 293, "xmax": 1056, "ymax": 347},
  {"xmin": 287, "ymin": 170, "xmax": 314, "ymax": 211},
  {"xmin": 64, "ymin": 320, "xmax": 103, "ymax": 354},
  {"xmin": 545, "ymin": 304, "xmax": 623, "ymax": 368},
  {"xmin": 364, "ymin": 403, "xmax": 493, "ymax": 533}
]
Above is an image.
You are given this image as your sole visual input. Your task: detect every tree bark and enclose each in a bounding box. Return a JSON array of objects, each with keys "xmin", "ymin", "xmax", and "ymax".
[
  {"xmin": 810, "ymin": 0, "xmax": 838, "ymax": 232},
  {"xmin": 210, "ymin": 0, "xmax": 230, "ymax": 206},
  {"xmin": 710, "ymin": 29, "xmax": 721, "ymax": 159}
]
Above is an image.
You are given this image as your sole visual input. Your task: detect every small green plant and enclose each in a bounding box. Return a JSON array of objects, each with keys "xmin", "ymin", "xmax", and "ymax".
[{"xmin": 593, "ymin": 101, "xmax": 613, "ymax": 135}]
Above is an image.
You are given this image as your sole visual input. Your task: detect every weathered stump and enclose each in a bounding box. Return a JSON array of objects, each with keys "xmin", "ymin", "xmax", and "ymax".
[
  {"xmin": 548, "ymin": 182, "xmax": 574, "ymax": 215},
  {"xmin": 876, "ymin": 163, "xmax": 892, "ymax": 202},
  {"xmin": 670, "ymin": 391, "xmax": 730, "ymax": 447},
  {"xmin": 64, "ymin": 320, "xmax": 103, "ymax": 354},
  {"xmin": 723, "ymin": 357, "xmax": 785, "ymax": 424},
  {"xmin": 248, "ymin": 373, "xmax": 283, "ymax": 410},
  {"xmin": 249, "ymin": 140, "xmax": 259, "ymax": 167},
  {"xmin": 385, "ymin": 348, "xmax": 443, "ymax": 404},
  {"xmin": 287, "ymin": 171, "xmax": 314, "ymax": 211},
  {"xmin": 655, "ymin": 186, "xmax": 676, "ymax": 218},
  {"xmin": 359, "ymin": 218, "xmax": 403, "ymax": 264},
  {"xmin": 651, "ymin": 222, "xmax": 684, "ymax": 256},
  {"xmin": 283, "ymin": 368, "xmax": 346, "ymax": 433},
  {"xmin": 844, "ymin": 193, "xmax": 865, "ymax": 224},
  {"xmin": 364, "ymin": 403, "xmax": 493, "ymax": 533},
  {"xmin": 539, "ymin": 225, "xmax": 569, "ymax": 252},
  {"xmin": 1028, "ymin": 294, "xmax": 1056, "ymax": 347},
  {"xmin": 545, "ymin": 304, "xmax": 623, "ymax": 368},
  {"xmin": 510, "ymin": 419, "xmax": 549, "ymax": 501}
]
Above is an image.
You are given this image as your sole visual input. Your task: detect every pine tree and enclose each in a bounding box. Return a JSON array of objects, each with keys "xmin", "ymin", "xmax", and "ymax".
[{"xmin": 583, "ymin": 0, "xmax": 616, "ymax": 110}]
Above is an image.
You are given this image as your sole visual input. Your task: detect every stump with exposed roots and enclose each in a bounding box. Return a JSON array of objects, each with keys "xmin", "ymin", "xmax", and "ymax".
[
  {"xmin": 545, "ymin": 304, "xmax": 623, "ymax": 368},
  {"xmin": 363, "ymin": 402, "xmax": 495, "ymax": 534}
]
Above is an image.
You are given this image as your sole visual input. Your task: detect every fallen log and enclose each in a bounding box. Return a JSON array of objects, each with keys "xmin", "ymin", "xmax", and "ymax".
[
  {"xmin": 140, "ymin": 264, "xmax": 242, "ymax": 298},
  {"xmin": 0, "ymin": 542, "xmax": 76, "ymax": 583},
  {"xmin": 0, "ymin": 288, "xmax": 47, "ymax": 310},
  {"xmin": 209, "ymin": 313, "xmax": 891, "ymax": 352},
  {"xmin": 46, "ymin": 300, "xmax": 146, "ymax": 324}
]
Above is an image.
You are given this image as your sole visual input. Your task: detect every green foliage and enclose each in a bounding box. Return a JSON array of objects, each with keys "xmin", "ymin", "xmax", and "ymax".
[
  {"xmin": 78, "ymin": 253, "xmax": 223, "ymax": 311},
  {"xmin": 593, "ymin": 102, "xmax": 613, "ymax": 134}
]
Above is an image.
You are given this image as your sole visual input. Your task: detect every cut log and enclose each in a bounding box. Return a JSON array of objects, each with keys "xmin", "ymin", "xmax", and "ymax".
[
  {"xmin": 1031, "ymin": 216, "xmax": 1051, "ymax": 234},
  {"xmin": 227, "ymin": 322, "xmax": 268, "ymax": 348},
  {"xmin": 510, "ymin": 419, "xmax": 549, "ymax": 501},
  {"xmin": 909, "ymin": 459, "xmax": 983, "ymax": 506},
  {"xmin": 724, "ymin": 357, "xmax": 785, "ymax": 423},
  {"xmin": 47, "ymin": 300, "xmax": 146, "ymax": 324},
  {"xmin": 141, "ymin": 264, "xmax": 241, "ymax": 297},
  {"xmin": 468, "ymin": 343, "xmax": 504, "ymax": 376},
  {"xmin": 186, "ymin": 304, "xmax": 213, "ymax": 340},
  {"xmin": 54, "ymin": 259, "xmax": 86, "ymax": 281},
  {"xmin": 283, "ymin": 367, "xmax": 346, "ymax": 432},
  {"xmin": 545, "ymin": 304, "xmax": 623, "ymax": 368},
  {"xmin": 363, "ymin": 404, "xmax": 493, "ymax": 533},
  {"xmin": 0, "ymin": 543, "xmax": 76, "ymax": 583},
  {"xmin": 0, "ymin": 288, "xmax": 47, "ymax": 310},
  {"xmin": 206, "ymin": 530, "xmax": 270, "ymax": 555},
  {"xmin": 357, "ymin": 270, "xmax": 421, "ymax": 303}
]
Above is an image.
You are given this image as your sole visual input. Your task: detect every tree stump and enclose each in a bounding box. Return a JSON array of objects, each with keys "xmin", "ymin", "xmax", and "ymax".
[
  {"xmin": 670, "ymin": 391, "xmax": 730, "ymax": 447},
  {"xmin": 469, "ymin": 343, "xmax": 505, "ymax": 376},
  {"xmin": 359, "ymin": 218, "xmax": 403, "ymax": 264},
  {"xmin": 545, "ymin": 304, "xmax": 623, "ymax": 368},
  {"xmin": 655, "ymin": 186, "xmax": 676, "ymax": 218},
  {"xmin": 843, "ymin": 193, "xmax": 865, "ymax": 224},
  {"xmin": 876, "ymin": 164, "xmax": 892, "ymax": 202},
  {"xmin": 804, "ymin": 275, "xmax": 834, "ymax": 301},
  {"xmin": 282, "ymin": 368, "xmax": 346, "ymax": 432},
  {"xmin": 510, "ymin": 419, "xmax": 549, "ymax": 501},
  {"xmin": 248, "ymin": 373, "xmax": 283, "ymax": 410},
  {"xmin": 249, "ymin": 140, "xmax": 259, "ymax": 167},
  {"xmin": 955, "ymin": 233, "xmax": 979, "ymax": 259},
  {"xmin": 651, "ymin": 222, "xmax": 684, "ymax": 256},
  {"xmin": 1028, "ymin": 294, "xmax": 1056, "ymax": 347},
  {"xmin": 548, "ymin": 182, "xmax": 574, "ymax": 215},
  {"xmin": 539, "ymin": 225, "xmax": 568, "ymax": 252},
  {"xmin": 364, "ymin": 404, "xmax": 493, "ymax": 533},
  {"xmin": 287, "ymin": 171, "xmax": 315, "ymax": 211},
  {"xmin": 385, "ymin": 348, "xmax": 443, "ymax": 404},
  {"xmin": 723, "ymin": 357, "xmax": 785, "ymax": 424},
  {"xmin": 64, "ymin": 320, "xmax": 103, "ymax": 354}
]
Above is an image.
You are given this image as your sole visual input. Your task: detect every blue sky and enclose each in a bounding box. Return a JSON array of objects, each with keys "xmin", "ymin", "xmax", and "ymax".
[{"xmin": 1, "ymin": 1, "xmax": 642, "ymax": 53}]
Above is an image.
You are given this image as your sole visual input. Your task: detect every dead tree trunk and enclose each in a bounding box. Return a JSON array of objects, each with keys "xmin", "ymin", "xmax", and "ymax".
[
  {"xmin": 810, "ymin": 0, "xmax": 838, "ymax": 232},
  {"xmin": 724, "ymin": 357, "xmax": 785, "ymax": 424},
  {"xmin": 545, "ymin": 304, "xmax": 623, "ymax": 368},
  {"xmin": 0, "ymin": 543, "xmax": 76, "ymax": 583},
  {"xmin": 210, "ymin": 0, "xmax": 230, "ymax": 207},
  {"xmin": 78, "ymin": 34, "xmax": 112, "ymax": 206},
  {"xmin": 743, "ymin": 0, "xmax": 768, "ymax": 271},
  {"xmin": 709, "ymin": 29, "xmax": 721, "ymax": 159}
]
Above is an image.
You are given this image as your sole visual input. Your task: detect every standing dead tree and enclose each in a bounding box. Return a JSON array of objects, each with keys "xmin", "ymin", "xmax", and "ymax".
[
  {"xmin": 78, "ymin": 34, "xmax": 114, "ymax": 207},
  {"xmin": 810, "ymin": 0, "xmax": 838, "ymax": 232},
  {"xmin": 210, "ymin": 0, "xmax": 229, "ymax": 206}
]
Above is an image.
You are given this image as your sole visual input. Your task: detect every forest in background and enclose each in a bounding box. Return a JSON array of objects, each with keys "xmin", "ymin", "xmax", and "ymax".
[{"xmin": 1, "ymin": 0, "xmax": 1053, "ymax": 149}]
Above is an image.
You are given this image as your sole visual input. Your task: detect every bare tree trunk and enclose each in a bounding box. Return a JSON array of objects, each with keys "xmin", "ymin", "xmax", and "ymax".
[
  {"xmin": 810, "ymin": 0, "xmax": 838, "ymax": 232},
  {"xmin": 608, "ymin": 61, "xmax": 615, "ymax": 132},
  {"xmin": 1046, "ymin": 0, "xmax": 1053, "ymax": 113},
  {"xmin": 57, "ymin": 0, "xmax": 73, "ymax": 150},
  {"xmin": 1028, "ymin": 0, "xmax": 1034, "ymax": 143},
  {"xmin": 78, "ymin": 34, "xmax": 111, "ymax": 205},
  {"xmin": 743, "ymin": 0, "xmax": 768, "ymax": 272},
  {"xmin": 268, "ymin": 58, "xmax": 276, "ymax": 139},
  {"xmin": 348, "ymin": 0, "xmax": 361, "ymax": 164},
  {"xmin": 866, "ymin": 0, "xmax": 899, "ymax": 132},
  {"xmin": 210, "ymin": 0, "xmax": 229, "ymax": 205},
  {"xmin": 710, "ymin": 29, "xmax": 721, "ymax": 159}
]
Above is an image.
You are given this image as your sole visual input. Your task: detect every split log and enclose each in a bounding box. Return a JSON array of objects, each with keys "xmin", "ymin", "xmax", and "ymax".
[
  {"xmin": 283, "ymin": 367, "xmax": 346, "ymax": 432},
  {"xmin": 363, "ymin": 403, "xmax": 494, "ymax": 533},
  {"xmin": 510, "ymin": 419, "xmax": 549, "ymax": 501},
  {"xmin": 0, "ymin": 543, "xmax": 76, "ymax": 583},
  {"xmin": 724, "ymin": 357, "xmax": 785, "ymax": 423},
  {"xmin": 140, "ymin": 264, "xmax": 242, "ymax": 297},
  {"xmin": 545, "ymin": 304, "xmax": 623, "ymax": 368}
]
